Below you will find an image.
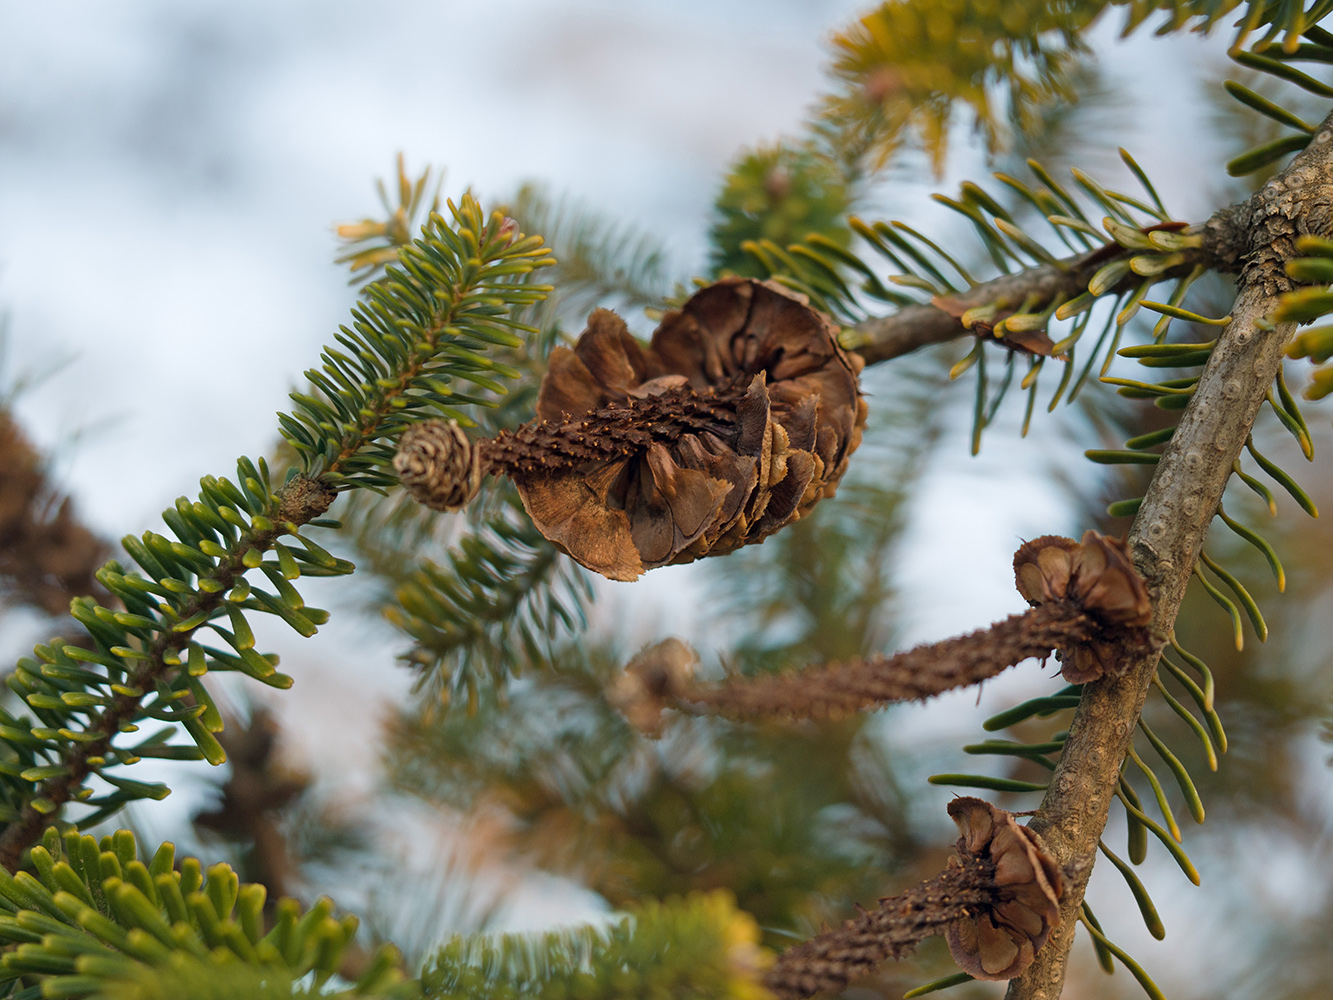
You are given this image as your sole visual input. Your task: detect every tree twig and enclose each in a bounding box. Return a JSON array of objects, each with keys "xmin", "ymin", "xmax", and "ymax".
[
  {"xmin": 851, "ymin": 204, "xmax": 1251, "ymax": 365},
  {"xmin": 1003, "ymin": 115, "xmax": 1333, "ymax": 1000}
]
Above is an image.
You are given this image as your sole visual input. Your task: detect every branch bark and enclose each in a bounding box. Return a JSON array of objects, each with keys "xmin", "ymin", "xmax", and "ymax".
[
  {"xmin": 850, "ymin": 204, "xmax": 1250, "ymax": 365},
  {"xmin": 999, "ymin": 120, "xmax": 1333, "ymax": 999}
]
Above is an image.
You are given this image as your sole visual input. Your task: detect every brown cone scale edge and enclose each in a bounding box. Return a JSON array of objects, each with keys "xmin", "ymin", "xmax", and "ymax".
[
  {"xmin": 393, "ymin": 278, "xmax": 867, "ymax": 580},
  {"xmin": 763, "ymin": 797, "xmax": 1063, "ymax": 998}
]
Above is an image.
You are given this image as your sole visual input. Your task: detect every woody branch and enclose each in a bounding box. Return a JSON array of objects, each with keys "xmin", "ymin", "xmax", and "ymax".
[{"xmin": 990, "ymin": 112, "xmax": 1333, "ymax": 1000}]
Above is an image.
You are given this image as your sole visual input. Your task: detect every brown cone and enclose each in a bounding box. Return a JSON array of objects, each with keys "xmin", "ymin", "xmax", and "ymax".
[
  {"xmin": 0, "ymin": 412, "xmax": 107, "ymax": 616},
  {"xmin": 606, "ymin": 638, "xmax": 698, "ymax": 737},
  {"xmin": 944, "ymin": 798, "xmax": 1062, "ymax": 982},
  {"xmin": 1013, "ymin": 530, "xmax": 1153, "ymax": 683},
  {"xmin": 512, "ymin": 278, "xmax": 865, "ymax": 580}
]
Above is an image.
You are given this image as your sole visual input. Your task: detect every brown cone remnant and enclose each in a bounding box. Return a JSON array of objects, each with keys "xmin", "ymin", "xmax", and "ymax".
[
  {"xmin": 943, "ymin": 797, "xmax": 1062, "ymax": 981},
  {"xmin": 764, "ymin": 798, "xmax": 1061, "ymax": 999},
  {"xmin": 393, "ymin": 278, "xmax": 866, "ymax": 580},
  {"xmin": 616, "ymin": 604, "xmax": 1096, "ymax": 730},
  {"xmin": 611, "ymin": 530, "xmax": 1152, "ymax": 732},
  {"xmin": 0, "ymin": 412, "xmax": 107, "ymax": 616},
  {"xmin": 607, "ymin": 638, "xmax": 698, "ymax": 737},
  {"xmin": 1013, "ymin": 530, "xmax": 1152, "ymax": 683}
]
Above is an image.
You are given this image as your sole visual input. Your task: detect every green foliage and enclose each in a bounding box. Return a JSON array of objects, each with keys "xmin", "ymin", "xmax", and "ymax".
[
  {"xmin": 1282, "ymin": 234, "xmax": 1333, "ymax": 398},
  {"xmin": 0, "ymin": 827, "xmax": 408, "ymax": 1000},
  {"xmin": 0, "ymin": 194, "xmax": 553, "ymax": 847},
  {"xmin": 334, "ymin": 154, "xmax": 443, "ymax": 286},
  {"xmin": 383, "ymin": 645, "xmax": 913, "ymax": 941},
  {"xmin": 419, "ymin": 892, "xmax": 770, "ymax": 1000},
  {"xmin": 708, "ymin": 144, "xmax": 853, "ymax": 279},
  {"xmin": 286, "ymin": 198, "xmax": 554, "ymax": 489},
  {"xmin": 822, "ymin": 1, "xmax": 1099, "ymax": 169},
  {"xmin": 821, "ymin": 1, "xmax": 1333, "ymax": 171},
  {"xmin": 385, "ymin": 485, "xmax": 592, "ymax": 705}
]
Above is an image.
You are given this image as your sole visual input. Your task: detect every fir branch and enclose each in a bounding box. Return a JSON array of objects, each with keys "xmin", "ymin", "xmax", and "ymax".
[
  {"xmin": 850, "ymin": 211, "xmax": 1248, "ymax": 365},
  {"xmin": 419, "ymin": 891, "xmax": 770, "ymax": 1000},
  {"xmin": 387, "ymin": 485, "xmax": 592, "ymax": 697},
  {"xmin": 1004, "ymin": 108, "xmax": 1333, "ymax": 1000},
  {"xmin": 0, "ymin": 827, "xmax": 405, "ymax": 1000},
  {"xmin": 0, "ymin": 474, "xmax": 337, "ymax": 873},
  {"xmin": 0, "ymin": 196, "xmax": 554, "ymax": 870}
]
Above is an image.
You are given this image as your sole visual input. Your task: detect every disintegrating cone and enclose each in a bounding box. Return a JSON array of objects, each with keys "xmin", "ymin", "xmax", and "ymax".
[
  {"xmin": 944, "ymin": 798, "xmax": 1062, "ymax": 982},
  {"xmin": 607, "ymin": 638, "xmax": 698, "ymax": 737},
  {"xmin": 517, "ymin": 278, "xmax": 865, "ymax": 579},
  {"xmin": 394, "ymin": 278, "xmax": 868, "ymax": 580},
  {"xmin": 1013, "ymin": 530, "xmax": 1152, "ymax": 683}
]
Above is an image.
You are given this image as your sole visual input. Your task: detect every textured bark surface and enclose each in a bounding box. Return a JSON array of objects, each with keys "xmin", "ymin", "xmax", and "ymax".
[
  {"xmin": 1001, "ymin": 118, "xmax": 1333, "ymax": 1000},
  {"xmin": 679, "ymin": 601, "xmax": 1095, "ymax": 720}
]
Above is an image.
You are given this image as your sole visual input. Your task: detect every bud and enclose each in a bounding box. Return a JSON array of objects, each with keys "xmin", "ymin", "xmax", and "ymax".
[{"xmin": 393, "ymin": 420, "xmax": 482, "ymax": 513}]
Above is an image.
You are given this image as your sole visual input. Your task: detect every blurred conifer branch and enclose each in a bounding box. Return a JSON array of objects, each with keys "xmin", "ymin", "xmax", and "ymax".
[
  {"xmin": 0, "ymin": 826, "xmax": 409, "ymax": 999},
  {"xmin": 335, "ymin": 153, "xmax": 443, "ymax": 287},
  {"xmin": 823, "ymin": 1, "xmax": 1333, "ymax": 173}
]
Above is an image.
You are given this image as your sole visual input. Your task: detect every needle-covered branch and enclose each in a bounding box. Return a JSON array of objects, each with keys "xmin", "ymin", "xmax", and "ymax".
[
  {"xmin": 851, "ymin": 205, "xmax": 1250, "ymax": 366},
  {"xmin": 0, "ymin": 197, "xmax": 555, "ymax": 871},
  {"xmin": 0, "ymin": 474, "xmax": 337, "ymax": 874},
  {"xmin": 1005, "ymin": 109, "xmax": 1333, "ymax": 1000}
]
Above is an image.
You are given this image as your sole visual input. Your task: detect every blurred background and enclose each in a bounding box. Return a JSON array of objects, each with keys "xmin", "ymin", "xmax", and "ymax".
[{"xmin": 0, "ymin": 2, "xmax": 1330, "ymax": 998}]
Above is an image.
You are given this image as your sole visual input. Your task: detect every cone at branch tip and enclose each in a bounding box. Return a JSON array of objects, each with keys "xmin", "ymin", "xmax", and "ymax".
[
  {"xmin": 945, "ymin": 797, "xmax": 1063, "ymax": 981},
  {"xmin": 763, "ymin": 797, "xmax": 1062, "ymax": 998},
  {"xmin": 1013, "ymin": 530, "xmax": 1152, "ymax": 683},
  {"xmin": 392, "ymin": 278, "xmax": 867, "ymax": 580}
]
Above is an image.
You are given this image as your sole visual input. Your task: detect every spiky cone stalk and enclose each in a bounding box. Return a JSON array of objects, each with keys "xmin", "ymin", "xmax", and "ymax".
[
  {"xmin": 765, "ymin": 798, "xmax": 1062, "ymax": 998},
  {"xmin": 609, "ymin": 531, "xmax": 1152, "ymax": 730},
  {"xmin": 393, "ymin": 278, "xmax": 867, "ymax": 580}
]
